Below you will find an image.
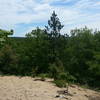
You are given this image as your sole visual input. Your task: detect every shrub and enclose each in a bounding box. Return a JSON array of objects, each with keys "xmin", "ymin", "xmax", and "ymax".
[
  {"xmin": 67, "ymin": 75, "xmax": 77, "ymax": 83},
  {"xmin": 54, "ymin": 80, "xmax": 67, "ymax": 88},
  {"xmin": 49, "ymin": 63, "xmax": 59, "ymax": 79},
  {"xmin": 39, "ymin": 74, "xmax": 46, "ymax": 81},
  {"xmin": 55, "ymin": 72, "xmax": 76, "ymax": 84},
  {"xmin": 31, "ymin": 68, "xmax": 37, "ymax": 78},
  {"xmin": 49, "ymin": 63, "xmax": 64, "ymax": 80},
  {"xmin": 58, "ymin": 72, "xmax": 67, "ymax": 80}
]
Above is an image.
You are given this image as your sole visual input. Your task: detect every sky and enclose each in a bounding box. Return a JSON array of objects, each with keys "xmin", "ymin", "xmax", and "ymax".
[{"xmin": 0, "ymin": 0, "xmax": 100, "ymax": 37}]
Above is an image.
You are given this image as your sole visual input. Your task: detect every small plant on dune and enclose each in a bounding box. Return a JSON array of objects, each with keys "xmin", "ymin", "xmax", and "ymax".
[
  {"xmin": 31, "ymin": 67, "xmax": 38, "ymax": 78},
  {"xmin": 39, "ymin": 74, "xmax": 46, "ymax": 81},
  {"xmin": 54, "ymin": 79, "xmax": 67, "ymax": 88}
]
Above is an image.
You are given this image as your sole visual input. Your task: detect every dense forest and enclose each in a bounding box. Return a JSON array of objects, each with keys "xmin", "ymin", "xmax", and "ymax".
[{"xmin": 0, "ymin": 11, "xmax": 100, "ymax": 88}]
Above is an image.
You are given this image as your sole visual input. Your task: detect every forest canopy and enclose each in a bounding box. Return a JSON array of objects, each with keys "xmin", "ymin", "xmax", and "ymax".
[{"xmin": 0, "ymin": 11, "xmax": 100, "ymax": 88}]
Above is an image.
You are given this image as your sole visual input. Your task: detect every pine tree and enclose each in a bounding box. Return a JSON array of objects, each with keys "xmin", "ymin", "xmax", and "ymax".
[{"xmin": 45, "ymin": 11, "xmax": 64, "ymax": 63}]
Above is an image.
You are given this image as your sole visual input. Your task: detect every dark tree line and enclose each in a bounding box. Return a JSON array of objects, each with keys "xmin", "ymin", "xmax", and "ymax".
[{"xmin": 0, "ymin": 11, "xmax": 100, "ymax": 88}]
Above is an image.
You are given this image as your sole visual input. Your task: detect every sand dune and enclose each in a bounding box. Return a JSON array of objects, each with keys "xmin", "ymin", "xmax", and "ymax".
[{"xmin": 0, "ymin": 76, "xmax": 99, "ymax": 100}]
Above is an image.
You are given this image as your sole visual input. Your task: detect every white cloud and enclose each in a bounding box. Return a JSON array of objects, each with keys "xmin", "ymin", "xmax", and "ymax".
[{"xmin": 0, "ymin": 0, "xmax": 100, "ymax": 36}]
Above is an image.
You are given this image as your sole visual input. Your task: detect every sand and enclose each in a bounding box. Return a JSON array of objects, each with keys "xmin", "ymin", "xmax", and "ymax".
[{"xmin": 0, "ymin": 76, "xmax": 100, "ymax": 100}]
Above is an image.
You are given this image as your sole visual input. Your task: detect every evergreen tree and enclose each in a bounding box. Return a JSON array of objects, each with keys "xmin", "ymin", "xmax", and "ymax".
[{"xmin": 45, "ymin": 11, "xmax": 64, "ymax": 63}]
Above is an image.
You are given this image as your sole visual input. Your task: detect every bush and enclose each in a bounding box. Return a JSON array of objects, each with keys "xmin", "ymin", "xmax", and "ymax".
[
  {"xmin": 67, "ymin": 75, "xmax": 77, "ymax": 83},
  {"xmin": 58, "ymin": 72, "xmax": 67, "ymax": 80},
  {"xmin": 54, "ymin": 80, "xmax": 67, "ymax": 88},
  {"xmin": 39, "ymin": 74, "xmax": 46, "ymax": 81},
  {"xmin": 31, "ymin": 68, "xmax": 37, "ymax": 77},
  {"xmin": 49, "ymin": 63, "xmax": 59, "ymax": 79},
  {"xmin": 49, "ymin": 63, "xmax": 64, "ymax": 80},
  {"xmin": 55, "ymin": 72, "xmax": 76, "ymax": 84}
]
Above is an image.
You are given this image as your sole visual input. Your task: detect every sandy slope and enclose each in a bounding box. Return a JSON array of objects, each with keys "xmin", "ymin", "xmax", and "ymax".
[{"xmin": 0, "ymin": 76, "xmax": 99, "ymax": 100}]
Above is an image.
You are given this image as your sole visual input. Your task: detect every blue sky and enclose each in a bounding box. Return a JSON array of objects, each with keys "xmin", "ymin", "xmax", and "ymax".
[{"xmin": 0, "ymin": 0, "xmax": 100, "ymax": 37}]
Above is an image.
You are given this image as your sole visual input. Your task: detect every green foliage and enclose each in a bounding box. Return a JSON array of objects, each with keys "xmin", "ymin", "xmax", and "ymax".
[
  {"xmin": 0, "ymin": 12, "xmax": 100, "ymax": 89},
  {"xmin": 49, "ymin": 60, "xmax": 64, "ymax": 80},
  {"xmin": 87, "ymin": 53, "xmax": 100, "ymax": 76},
  {"xmin": 31, "ymin": 68, "xmax": 37, "ymax": 77},
  {"xmin": 54, "ymin": 80, "xmax": 67, "ymax": 88},
  {"xmin": 39, "ymin": 74, "xmax": 46, "ymax": 81},
  {"xmin": 58, "ymin": 72, "xmax": 76, "ymax": 83},
  {"xmin": 45, "ymin": 11, "xmax": 64, "ymax": 37},
  {"xmin": 45, "ymin": 11, "xmax": 64, "ymax": 63},
  {"xmin": 0, "ymin": 29, "xmax": 13, "ymax": 48},
  {"xmin": 25, "ymin": 27, "xmax": 50, "ymax": 74},
  {"xmin": 0, "ymin": 29, "xmax": 13, "ymax": 37},
  {"xmin": 0, "ymin": 45, "xmax": 18, "ymax": 74},
  {"xmin": 49, "ymin": 63, "xmax": 59, "ymax": 79}
]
